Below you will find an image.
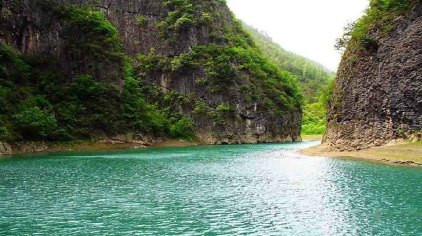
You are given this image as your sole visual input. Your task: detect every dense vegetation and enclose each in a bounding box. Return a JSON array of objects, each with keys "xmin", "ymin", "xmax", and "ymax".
[
  {"xmin": 243, "ymin": 25, "xmax": 334, "ymax": 135},
  {"xmin": 301, "ymin": 80, "xmax": 334, "ymax": 135},
  {"xmin": 0, "ymin": 4, "xmax": 194, "ymax": 143},
  {"xmin": 1, "ymin": 0, "xmax": 304, "ymax": 144}
]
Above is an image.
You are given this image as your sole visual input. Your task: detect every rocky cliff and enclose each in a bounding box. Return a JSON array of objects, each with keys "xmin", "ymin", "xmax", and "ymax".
[
  {"xmin": 325, "ymin": 1, "xmax": 422, "ymax": 151},
  {"xmin": 0, "ymin": 0, "xmax": 302, "ymax": 154}
]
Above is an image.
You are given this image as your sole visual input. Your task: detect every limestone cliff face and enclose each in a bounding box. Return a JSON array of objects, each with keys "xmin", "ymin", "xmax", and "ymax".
[
  {"xmin": 325, "ymin": 3, "xmax": 422, "ymax": 151},
  {"xmin": 0, "ymin": 0, "xmax": 302, "ymax": 148},
  {"xmin": 1, "ymin": 0, "xmax": 125, "ymax": 86}
]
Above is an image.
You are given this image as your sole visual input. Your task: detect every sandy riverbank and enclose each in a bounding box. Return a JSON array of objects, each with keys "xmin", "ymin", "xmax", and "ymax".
[
  {"xmin": 301, "ymin": 141, "xmax": 422, "ymax": 167},
  {"xmin": 301, "ymin": 135, "xmax": 324, "ymax": 142}
]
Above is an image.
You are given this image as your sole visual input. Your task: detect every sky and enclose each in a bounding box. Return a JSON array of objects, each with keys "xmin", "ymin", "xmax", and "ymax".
[{"xmin": 226, "ymin": 0, "xmax": 369, "ymax": 71}]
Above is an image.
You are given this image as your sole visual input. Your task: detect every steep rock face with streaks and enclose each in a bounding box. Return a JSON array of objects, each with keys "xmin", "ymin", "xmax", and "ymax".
[
  {"xmin": 325, "ymin": 1, "xmax": 422, "ymax": 151},
  {"xmin": 0, "ymin": 0, "xmax": 302, "ymax": 154}
]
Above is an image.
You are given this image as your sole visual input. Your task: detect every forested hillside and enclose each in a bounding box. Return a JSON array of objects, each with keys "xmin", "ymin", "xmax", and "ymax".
[
  {"xmin": 0, "ymin": 0, "xmax": 303, "ymax": 153},
  {"xmin": 243, "ymin": 24, "xmax": 335, "ymax": 135}
]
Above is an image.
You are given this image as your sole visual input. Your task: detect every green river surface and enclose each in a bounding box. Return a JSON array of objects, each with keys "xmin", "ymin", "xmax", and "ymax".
[{"xmin": 0, "ymin": 142, "xmax": 421, "ymax": 235}]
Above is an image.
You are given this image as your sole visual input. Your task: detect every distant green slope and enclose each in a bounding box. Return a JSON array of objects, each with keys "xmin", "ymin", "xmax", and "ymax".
[
  {"xmin": 243, "ymin": 24, "xmax": 335, "ymax": 135},
  {"xmin": 243, "ymin": 24, "xmax": 334, "ymax": 103}
]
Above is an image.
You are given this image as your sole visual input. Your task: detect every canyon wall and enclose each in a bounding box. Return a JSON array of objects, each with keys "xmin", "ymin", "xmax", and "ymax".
[{"xmin": 325, "ymin": 2, "xmax": 422, "ymax": 151}]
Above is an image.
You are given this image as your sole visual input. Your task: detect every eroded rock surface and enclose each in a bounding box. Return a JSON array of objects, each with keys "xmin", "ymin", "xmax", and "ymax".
[
  {"xmin": 0, "ymin": 142, "xmax": 12, "ymax": 155},
  {"xmin": 325, "ymin": 3, "xmax": 422, "ymax": 151}
]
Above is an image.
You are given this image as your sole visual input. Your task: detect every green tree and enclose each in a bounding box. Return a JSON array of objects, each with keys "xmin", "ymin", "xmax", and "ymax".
[
  {"xmin": 169, "ymin": 117, "xmax": 194, "ymax": 139},
  {"xmin": 14, "ymin": 107, "xmax": 58, "ymax": 139}
]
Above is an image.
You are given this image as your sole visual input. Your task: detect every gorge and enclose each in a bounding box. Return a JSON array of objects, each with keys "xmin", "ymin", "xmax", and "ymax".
[
  {"xmin": 0, "ymin": 0, "xmax": 421, "ymax": 158},
  {"xmin": 0, "ymin": 0, "xmax": 421, "ymax": 235}
]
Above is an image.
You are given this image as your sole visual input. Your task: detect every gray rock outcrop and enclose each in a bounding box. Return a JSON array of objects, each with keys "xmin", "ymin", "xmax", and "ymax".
[{"xmin": 325, "ymin": 3, "xmax": 422, "ymax": 150}]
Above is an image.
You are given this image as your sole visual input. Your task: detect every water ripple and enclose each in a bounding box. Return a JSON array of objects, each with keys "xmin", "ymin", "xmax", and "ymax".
[{"xmin": 0, "ymin": 142, "xmax": 421, "ymax": 235}]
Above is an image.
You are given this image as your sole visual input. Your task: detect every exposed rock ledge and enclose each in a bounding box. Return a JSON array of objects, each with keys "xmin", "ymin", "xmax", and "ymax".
[
  {"xmin": 0, "ymin": 133, "xmax": 155, "ymax": 156},
  {"xmin": 0, "ymin": 142, "xmax": 12, "ymax": 155}
]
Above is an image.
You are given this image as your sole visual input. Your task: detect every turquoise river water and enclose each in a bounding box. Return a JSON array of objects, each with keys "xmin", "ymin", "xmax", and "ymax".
[{"xmin": 0, "ymin": 142, "xmax": 421, "ymax": 235}]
